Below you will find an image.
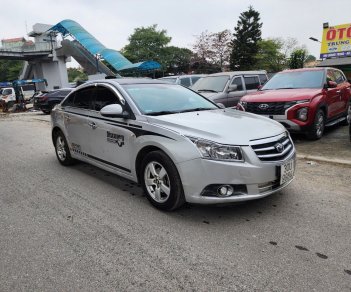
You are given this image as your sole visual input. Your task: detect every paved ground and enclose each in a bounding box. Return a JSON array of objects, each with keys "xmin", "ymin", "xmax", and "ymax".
[{"xmin": 0, "ymin": 112, "xmax": 350, "ymax": 291}]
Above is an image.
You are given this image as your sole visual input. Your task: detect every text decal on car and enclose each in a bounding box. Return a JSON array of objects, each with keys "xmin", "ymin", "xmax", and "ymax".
[{"xmin": 107, "ymin": 131, "xmax": 124, "ymax": 147}]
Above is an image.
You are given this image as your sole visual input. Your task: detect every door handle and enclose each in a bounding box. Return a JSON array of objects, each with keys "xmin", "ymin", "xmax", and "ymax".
[
  {"xmin": 336, "ymin": 90, "xmax": 341, "ymax": 94},
  {"xmin": 88, "ymin": 122, "xmax": 97, "ymax": 129}
]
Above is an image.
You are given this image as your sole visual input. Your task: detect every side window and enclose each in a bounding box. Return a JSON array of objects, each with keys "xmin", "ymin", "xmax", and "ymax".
[
  {"xmin": 180, "ymin": 77, "xmax": 191, "ymax": 87},
  {"xmin": 231, "ymin": 76, "xmax": 243, "ymax": 91},
  {"xmin": 93, "ymin": 86, "xmax": 119, "ymax": 111},
  {"xmin": 326, "ymin": 70, "xmax": 336, "ymax": 83},
  {"xmin": 73, "ymin": 87, "xmax": 93, "ymax": 109},
  {"xmin": 333, "ymin": 70, "xmax": 345, "ymax": 84},
  {"xmin": 258, "ymin": 74, "xmax": 268, "ymax": 85},
  {"xmin": 61, "ymin": 92, "xmax": 75, "ymax": 107},
  {"xmin": 244, "ymin": 75, "xmax": 260, "ymax": 90}
]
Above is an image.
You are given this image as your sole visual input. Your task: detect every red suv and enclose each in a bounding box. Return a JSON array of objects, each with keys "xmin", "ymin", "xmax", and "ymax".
[{"xmin": 237, "ymin": 68, "xmax": 351, "ymax": 140}]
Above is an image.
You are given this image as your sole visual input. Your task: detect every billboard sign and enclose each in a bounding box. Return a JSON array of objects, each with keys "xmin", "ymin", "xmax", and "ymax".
[{"xmin": 320, "ymin": 23, "xmax": 351, "ymax": 58}]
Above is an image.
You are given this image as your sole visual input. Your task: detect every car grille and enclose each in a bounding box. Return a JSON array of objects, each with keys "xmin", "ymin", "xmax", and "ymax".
[
  {"xmin": 246, "ymin": 101, "xmax": 296, "ymax": 115},
  {"xmin": 250, "ymin": 133, "xmax": 294, "ymax": 162}
]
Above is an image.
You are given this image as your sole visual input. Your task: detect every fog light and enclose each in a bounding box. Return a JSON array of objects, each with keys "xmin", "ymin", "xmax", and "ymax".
[
  {"xmin": 217, "ymin": 185, "xmax": 234, "ymax": 197},
  {"xmin": 297, "ymin": 107, "xmax": 308, "ymax": 121}
]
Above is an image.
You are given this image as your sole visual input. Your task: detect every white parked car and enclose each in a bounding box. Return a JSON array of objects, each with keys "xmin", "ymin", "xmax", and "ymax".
[
  {"xmin": 159, "ymin": 74, "xmax": 205, "ymax": 87},
  {"xmin": 51, "ymin": 78, "xmax": 295, "ymax": 210}
]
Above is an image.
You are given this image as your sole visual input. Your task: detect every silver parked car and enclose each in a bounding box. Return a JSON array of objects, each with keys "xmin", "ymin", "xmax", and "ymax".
[
  {"xmin": 51, "ymin": 78, "xmax": 295, "ymax": 210},
  {"xmin": 159, "ymin": 74, "xmax": 206, "ymax": 87},
  {"xmin": 191, "ymin": 71, "xmax": 268, "ymax": 107}
]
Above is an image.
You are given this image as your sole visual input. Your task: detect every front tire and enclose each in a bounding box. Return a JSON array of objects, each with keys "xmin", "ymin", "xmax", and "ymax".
[
  {"xmin": 54, "ymin": 131, "xmax": 76, "ymax": 166},
  {"xmin": 306, "ymin": 109, "xmax": 325, "ymax": 140},
  {"xmin": 141, "ymin": 151, "xmax": 185, "ymax": 211}
]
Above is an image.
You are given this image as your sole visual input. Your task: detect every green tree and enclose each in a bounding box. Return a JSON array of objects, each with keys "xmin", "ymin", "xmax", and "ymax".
[
  {"xmin": 162, "ymin": 46, "xmax": 193, "ymax": 74},
  {"xmin": 230, "ymin": 6, "xmax": 262, "ymax": 70},
  {"xmin": 256, "ymin": 38, "xmax": 286, "ymax": 72},
  {"xmin": 0, "ymin": 60, "xmax": 24, "ymax": 81},
  {"xmin": 121, "ymin": 24, "xmax": 172, "ymax": 64},
  {"xmin": 289, "ymin": 49, "xmax": 306, "ymax": 69},
  {"xmin": 67, "ymin": 67, "xmax": 88, "ymax": 83}
]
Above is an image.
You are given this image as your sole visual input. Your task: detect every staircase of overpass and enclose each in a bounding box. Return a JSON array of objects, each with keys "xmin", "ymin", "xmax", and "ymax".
[{"xmin": 0, "ymin": 20, "xmax": 161, "ymax": 90}]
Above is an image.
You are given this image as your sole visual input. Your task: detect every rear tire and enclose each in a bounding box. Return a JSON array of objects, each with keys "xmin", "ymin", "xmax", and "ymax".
[
  {"xmin": 141, "ymin": 151, "xmax": 185, "ymax": 211},
  {"xmin": 54, "ymin": 131, "xmax": 76, "ymax": 166},
  {"xmin": 306, "ymin": 109, "xmax": 325, "ymax": 140}
]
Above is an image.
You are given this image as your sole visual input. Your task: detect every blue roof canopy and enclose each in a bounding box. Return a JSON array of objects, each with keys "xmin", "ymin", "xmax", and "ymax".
[{"xmin": 50, "ymin": 19, "xmax": 160, "ymax": 72}]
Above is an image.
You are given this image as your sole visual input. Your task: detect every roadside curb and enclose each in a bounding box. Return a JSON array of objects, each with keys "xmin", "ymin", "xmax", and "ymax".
[{"xmin": 297, "ymin": 154, "xmax": 351, "ymax": 166}]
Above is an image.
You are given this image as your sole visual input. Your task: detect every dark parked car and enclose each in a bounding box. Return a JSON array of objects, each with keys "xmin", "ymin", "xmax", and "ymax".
[{"xmin": 37, "ymin": 88, "xmax": 73, "ymax": 114}]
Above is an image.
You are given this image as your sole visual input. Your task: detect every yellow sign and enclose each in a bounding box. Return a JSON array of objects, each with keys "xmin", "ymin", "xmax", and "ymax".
[{"xmin": 320, "ymin": 23, "xmax": 351, "ymax": 58}]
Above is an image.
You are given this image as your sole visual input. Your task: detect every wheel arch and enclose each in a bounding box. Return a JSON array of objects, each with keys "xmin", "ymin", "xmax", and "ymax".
[{"xmin": 52, "ymin": 126, "xmax": 64, "ymax": 146}]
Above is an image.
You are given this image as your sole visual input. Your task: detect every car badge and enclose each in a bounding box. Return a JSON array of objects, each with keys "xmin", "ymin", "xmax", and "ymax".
[
  {"xmin": 275, "ymin": 143, "xmax": 284, "ymax": 153},
  {"xmin": 258, "ymin": 104, "xmax": 269, "ymax": 110}
]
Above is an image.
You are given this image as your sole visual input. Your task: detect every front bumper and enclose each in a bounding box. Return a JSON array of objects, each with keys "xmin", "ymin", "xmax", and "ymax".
[{"xmin": 176, "ymin": 147, "xmax": 295, "ymax": 204}]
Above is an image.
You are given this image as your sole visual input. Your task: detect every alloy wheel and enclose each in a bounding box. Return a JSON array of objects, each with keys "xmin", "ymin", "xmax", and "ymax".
[{"xmin": 144, "ymin": 161, "xmax": 171, "ymax": 203}]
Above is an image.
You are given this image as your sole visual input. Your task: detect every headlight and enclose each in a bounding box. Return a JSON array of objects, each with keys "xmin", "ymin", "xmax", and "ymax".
[
  {"xmin": 297, "ymin": 107, "xmax": 308, "ymax": 121},
  {"xmin": 188, "ymin": 137, "xmax": 244, "ymax": 161}
]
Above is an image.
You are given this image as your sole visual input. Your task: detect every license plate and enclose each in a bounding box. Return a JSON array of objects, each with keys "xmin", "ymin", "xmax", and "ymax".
[{"xmin": 280, "ymin": 159, "xmax": 295, "ymax": 185}]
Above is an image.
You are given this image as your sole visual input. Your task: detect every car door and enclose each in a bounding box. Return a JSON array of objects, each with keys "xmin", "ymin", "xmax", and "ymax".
[
  {"xmin": 62, "ymin": 86, "xmax": 94, "ymax": 157},
  {"xmin": 227, "ymin": 76, "xmax": 245, "ymax": 107},
  {"xmin": 244, "ymin": 75, "xmax": 260, "ymax": 94},
  {"xmin": 325, "ymin": 69, "xmax": 341, "ymax": 118},
  {"xmin": 87, "ymin": 84, "xmax": 133, "ymax": 174},
  {"xmin": 333, "ymin": 69, "xmax": 350, "ymax": 115}
]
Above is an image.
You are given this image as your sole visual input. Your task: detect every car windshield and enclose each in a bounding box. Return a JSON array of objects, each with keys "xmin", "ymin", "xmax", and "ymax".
[
  {"xmin": 122, "ymin": 83, "xmax": 218, "ymax": 115},
  {"xmin": 191, "ymin": 75, "xmax": 230, "ymax": 92},
  {"xmin": 262, "ymin": 71, "xmax": 324, "ymax": 90},
  {"xmin": 2, "ymin": 89, "xmax": 12, "ymax": 95}
]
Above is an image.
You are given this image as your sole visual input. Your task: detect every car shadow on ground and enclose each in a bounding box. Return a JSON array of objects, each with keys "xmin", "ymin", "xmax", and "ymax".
[{"xmin": 68, "ymin": 159, "xmax": 294, "ymax": 223}]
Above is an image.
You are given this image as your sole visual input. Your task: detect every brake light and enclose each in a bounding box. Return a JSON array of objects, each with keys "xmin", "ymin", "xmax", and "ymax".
[{"xmin": 2, "ymin": 95, "xmax": 8, "ymax": 99}]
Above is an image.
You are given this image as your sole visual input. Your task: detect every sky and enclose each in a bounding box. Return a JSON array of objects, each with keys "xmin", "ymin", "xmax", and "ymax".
[{"xmin": 1, "ymin": 0, "xmax": 350, "ymax": 67}]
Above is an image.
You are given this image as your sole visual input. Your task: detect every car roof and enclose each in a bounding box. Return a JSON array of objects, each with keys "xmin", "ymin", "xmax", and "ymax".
[
  {"xmin": 280, "ymin": 67, "xmax": 326, "ymax": 73},
  {"xmin": 75, "ymin": 78, "xmax": 171, "ymax": 90},
  {"xmin": 206, "ymin": 71, "xmax": 267, "ymax": 77},
  {"xmin": 160, "ymin": 74, "xmax": 206, "ymax": 79}
]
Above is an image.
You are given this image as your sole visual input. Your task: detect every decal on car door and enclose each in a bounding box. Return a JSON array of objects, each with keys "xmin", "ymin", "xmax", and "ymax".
[{"xmin": 107, "ymin": 131, "xmax": 125, "ymax": 147}]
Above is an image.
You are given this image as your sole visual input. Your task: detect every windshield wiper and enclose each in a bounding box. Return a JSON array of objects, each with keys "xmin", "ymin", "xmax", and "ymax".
[
  {"xmin": 146, "ymin": 110, "xmax": 179, "ymax": 116},
  {"xmin": 178, "ymin": 107, "xmax": 213, "ymax": 113},
  {"xmin": 197, "ymin": 89, "xmax": 218, "ymax": 93}
]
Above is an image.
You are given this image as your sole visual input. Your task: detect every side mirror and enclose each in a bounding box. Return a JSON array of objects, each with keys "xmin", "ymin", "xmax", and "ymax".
[
  {"xmin": 227, "ymin": 84, "xmax": 238, "ymax": 92},
  {"xmin": 257, "ymin": 85, "xmax": 263, "ymax": 90},
  {"xmin": 100, "ymin": 104, "xmax": 130, "ymax": 119},
  {"xmin": 216, "ymin": 103, "xmax": 225, "ymax": 109},
  {"xmin": 326, "ymin": 80, "xmax": 338, "ymax": 88}
]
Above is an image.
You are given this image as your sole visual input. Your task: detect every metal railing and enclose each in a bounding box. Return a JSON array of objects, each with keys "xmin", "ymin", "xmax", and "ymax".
[{"xmin": 0, "ymin": 42, "xmax": 55, "ymax": 53}]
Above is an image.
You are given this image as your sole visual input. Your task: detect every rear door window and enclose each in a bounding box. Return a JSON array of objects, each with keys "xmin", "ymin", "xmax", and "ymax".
[
  {"xmin": 62, "ymin": 87, "xmax": 93, "ymax": 109},
  {"xmin": 244, "ymin": 75, "xmax": 260, "ymax": 90}
]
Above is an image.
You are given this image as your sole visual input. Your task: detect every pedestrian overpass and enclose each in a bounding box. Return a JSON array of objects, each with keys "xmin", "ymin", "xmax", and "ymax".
[{"xmin": 0, "ymin": 20, "xmax": 161, "ymax": 90}]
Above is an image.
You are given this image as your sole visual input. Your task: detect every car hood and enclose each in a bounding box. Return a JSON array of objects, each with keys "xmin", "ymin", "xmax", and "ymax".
[
  {"xmin": 241, "ymin": 88, "xmax": 322, "ymax": 102},
  {"xmin": 146, "ymin": 109, "xmax": 285, "ymax": 145}
]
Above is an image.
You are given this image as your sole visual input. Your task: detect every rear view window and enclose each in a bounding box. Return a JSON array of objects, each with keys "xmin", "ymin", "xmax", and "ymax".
[
  {"xmin": 244, "ymin": 76, "xmax": 260, "ymax": 90},
  {"xmin": 180, "ymin": 78, "xmax": 191, "ymax": 87}
]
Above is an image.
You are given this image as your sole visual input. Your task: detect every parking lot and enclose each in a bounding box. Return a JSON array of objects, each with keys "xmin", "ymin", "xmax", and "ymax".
[{"xmin": 0, "ymin": 112, "xmax": 350, "ymax": 291}]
